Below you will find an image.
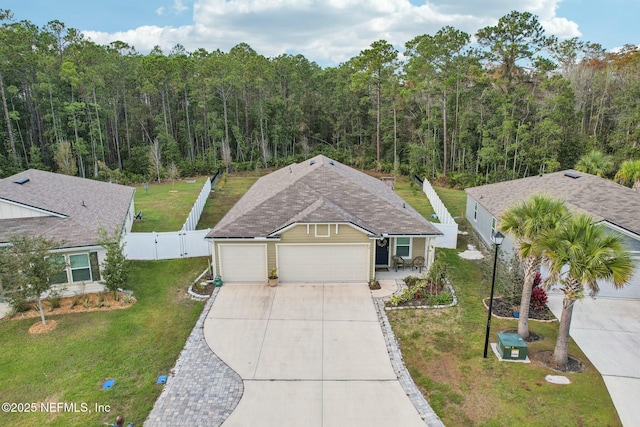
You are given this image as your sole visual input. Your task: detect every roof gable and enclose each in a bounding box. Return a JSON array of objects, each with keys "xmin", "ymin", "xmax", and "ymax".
[
  {"xmin": 208, "ymin": 155, "xmax": 441, "ymax": 238},
  {"xmin": 466, "ymin": 169, "xmax": 640, "ymax": 237}
]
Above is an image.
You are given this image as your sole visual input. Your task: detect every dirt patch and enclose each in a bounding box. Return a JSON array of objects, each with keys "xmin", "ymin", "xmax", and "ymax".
[
  {"xmin": 28, "ymin": 319, "xmax": 59, "ymax": 334},
  {"xmin": 534, "ymin": 350, "xmax": 585, "ymax": 373},
  {"xmin": 7, "ymin": 291, "xmax": 136, "ymax": 321}
]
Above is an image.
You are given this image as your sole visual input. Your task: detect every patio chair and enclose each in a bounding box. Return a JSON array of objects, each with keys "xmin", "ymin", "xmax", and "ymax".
[
  {"xmin": 392, "ymin": 255, "xmax": 410, "ymax": 272},
  {"xmin": 412, "ymin": 256, "xmax": 425, "ymax": 273}
]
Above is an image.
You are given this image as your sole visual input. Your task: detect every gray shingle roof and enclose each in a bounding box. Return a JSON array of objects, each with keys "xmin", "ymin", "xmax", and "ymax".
[
  {"xmin": 0, "ymin": 169, "xmax": 135, "ymax": 248},
  {"xmin": 207, "ymin": 155, "xmax": 441, "ymax": 238},
  {"xmin": 466, "ymin": 169, "xmax": 640, "ymax": 236}
]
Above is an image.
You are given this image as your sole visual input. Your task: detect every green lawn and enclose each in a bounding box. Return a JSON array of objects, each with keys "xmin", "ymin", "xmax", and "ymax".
[
  {"xmin": 197, "ymin": 172, "xmax": 262, "ymax": 230},
  {"xmin": 132, "ymin": 178, "xmax": 208, "ymax": 232},
  {"xmin": 387, "ymin": 187, "xmax": 621, "ymax": 426},
  {"xmin": 0, "ymin": 257, "xmax": 208, "ymax": 427},
  {"xmin": 394, "ymin": 176, "xmax": 437, "ymax": 220}
]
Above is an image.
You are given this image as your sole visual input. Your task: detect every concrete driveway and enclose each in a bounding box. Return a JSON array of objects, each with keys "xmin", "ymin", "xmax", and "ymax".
[
  {"xmin": 204, "ymin": 283, "xmax": 427, "ymax": 427},
  {"xmin": 547, "ymin": 295, "xmax": 640, "ymax": 427}
]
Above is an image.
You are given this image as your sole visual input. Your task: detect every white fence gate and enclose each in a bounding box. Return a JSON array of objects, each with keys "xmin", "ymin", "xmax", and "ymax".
[
  {"xmin": 421, "ymin": 178, "xmax": 458, "ymax": 249},
  {"xmin": 124, "ymin": 229, "xmax": 212, "ymax": 260}
]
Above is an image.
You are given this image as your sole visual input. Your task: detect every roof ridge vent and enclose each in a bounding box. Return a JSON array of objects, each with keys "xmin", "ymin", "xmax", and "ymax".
[
  {"xmin": 564, "ymin": 172, "xmax": 581, "ymax": 179},
  {"xmin": 13, "ymin": 177, "xmax": 30, "ymax": 184}
]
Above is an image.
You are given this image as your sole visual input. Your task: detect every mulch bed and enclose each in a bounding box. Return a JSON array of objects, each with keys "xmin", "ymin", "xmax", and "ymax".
[
  {"xmin": 534, "ymin": 350, "xmax": 585, "ymax": 373},
  {"xmin": 490, "ymin": 297, "xmax": 556, "ymax": 321},
  {"xmin": 191, "ymin": 282, "xmax": 215, "ymax": 296}
]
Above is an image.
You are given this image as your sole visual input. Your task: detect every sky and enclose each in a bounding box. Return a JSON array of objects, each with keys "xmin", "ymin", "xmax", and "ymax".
[{"xmin": 3, "ymin": 0, "xmax": 639, "ymax": 66}]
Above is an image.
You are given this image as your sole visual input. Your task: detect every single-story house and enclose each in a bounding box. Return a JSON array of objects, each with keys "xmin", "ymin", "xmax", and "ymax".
[
  {"xmin": 0, "ymin": 169, "xmax": 136, "ymax": 286},
  {"xmin": 465, "ymin": 169, "xmax": 640, "ymax": 298},
  {"xmin": 206, "ymin": 155, "xmax": 442, "ymax": 283}
]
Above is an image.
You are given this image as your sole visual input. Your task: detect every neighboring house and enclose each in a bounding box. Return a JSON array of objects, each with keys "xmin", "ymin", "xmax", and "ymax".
[
  {"xmin": 465, "ymin": 170, "xmax": 640, "ymax": 298},
  {"xmin": 206, "ymin": 155, "xmax": 442, "ymax": 283},
  {"xmin": 0, "ymin": 169, "xmax": 136, "ymax": 286}
]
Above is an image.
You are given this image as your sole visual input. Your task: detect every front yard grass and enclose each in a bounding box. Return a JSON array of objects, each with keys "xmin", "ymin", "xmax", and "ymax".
[
  {"xmin": 132, "ymin": 178, "xmax": 208, "ymax": 232},
  {"xmin": 387, "ymin": 184, "xmax": 621, "ymax": 425},
  {"xmin": 0, "ymin": 257, "xmax": 208, "ymax": 427}
]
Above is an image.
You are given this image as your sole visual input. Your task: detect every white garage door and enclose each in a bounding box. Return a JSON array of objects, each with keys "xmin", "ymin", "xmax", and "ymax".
[
  {"xmin": 277, "ymin": 244, "xmax": 369, "ymax": 282},
  {"xmin": 219, "ymin": 244, "xmax": 267, "ymax": 282}
]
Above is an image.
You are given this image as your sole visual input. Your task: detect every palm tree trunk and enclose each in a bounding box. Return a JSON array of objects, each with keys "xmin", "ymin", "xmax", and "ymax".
[
  {"xmin": 517, "ymin": 256, "xmax": 540, "ymax": 338},
  {"xmin": 552, "ymin": 295, "xmax": 576, "ymax": 369}
]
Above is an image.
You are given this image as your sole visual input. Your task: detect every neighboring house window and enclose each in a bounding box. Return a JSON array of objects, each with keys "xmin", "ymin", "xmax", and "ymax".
[
  {"xmin": 395, "ymin": 237, "xmax": 411, "ymax": 258},
  {"xmin": 474, "ymin": 202, "xmax": 478, "ymax": 222},
  {"xmin": 491, "ymin": 217, "xmax": 497, "ymax": 236},
  {"xmin": 49, "ymin": 255, "xmax": 68, "ymax": 285},
  {"xmin": 69, "ymin": 253, "xmax": 92, "ymax": 282}
]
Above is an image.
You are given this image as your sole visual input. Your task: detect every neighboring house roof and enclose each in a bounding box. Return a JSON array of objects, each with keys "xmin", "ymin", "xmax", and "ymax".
[
  {"xmin": 0, "ymin": 169, "xmax": 135, "ymax": 248},
  {"xmin": 466, "ymin": 169, "xmax": 640, "ymax": 237},
  {"xmin": 207, "ymin": 155, "xmax": 442, "ymax": 238}
]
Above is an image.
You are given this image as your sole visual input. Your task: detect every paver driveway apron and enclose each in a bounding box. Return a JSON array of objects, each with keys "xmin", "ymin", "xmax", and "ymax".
[{"xmin": 204, "ymin": 282, "xmax": 427, "ymax": 427}]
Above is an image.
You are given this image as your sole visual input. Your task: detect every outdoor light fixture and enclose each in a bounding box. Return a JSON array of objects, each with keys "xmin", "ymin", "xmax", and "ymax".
[{"xmin": 483, "ymin": 230, "xmax": 505, "ymax": 358}]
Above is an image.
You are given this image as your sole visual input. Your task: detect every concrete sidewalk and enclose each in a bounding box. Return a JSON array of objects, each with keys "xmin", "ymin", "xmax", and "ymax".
[
  {"xmin": 204, "ymin": 282, "xmax": 441, "ymax": 427},
  {"xmin": 547, "ymin": 295, "xmax": 640, "ymax": 427}
]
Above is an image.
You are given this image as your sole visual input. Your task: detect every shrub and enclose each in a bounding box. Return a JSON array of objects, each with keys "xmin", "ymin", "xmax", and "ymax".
[{"xmin": 531, "ymin": 285, "xmax": 548, "ymax": 308}]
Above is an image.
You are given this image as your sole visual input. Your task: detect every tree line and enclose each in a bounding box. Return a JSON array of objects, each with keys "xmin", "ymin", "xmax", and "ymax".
[{"xmin": 1, "ymin": 9, "xmax": 639, "ymax": 187}]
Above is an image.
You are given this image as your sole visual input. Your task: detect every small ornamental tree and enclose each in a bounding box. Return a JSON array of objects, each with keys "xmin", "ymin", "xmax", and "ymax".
[
  {"xmin": 0, "ymin": 234, "xmax": 66, "ymax": 325},
  {"xmin": 98, "ymin": 228, "xmax": 129, "ymax": 301}
]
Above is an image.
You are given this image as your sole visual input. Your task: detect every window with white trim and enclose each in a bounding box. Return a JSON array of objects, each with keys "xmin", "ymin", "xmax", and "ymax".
[
  {"xmin": 48, "ymin": 255, "xmax": 68, "ymax": 285},
  {"xmin": 474, "ymin": 202, "xmax": 478, "ymax": 222},
  {"xmin": 69, "ymin": 253, "xmax": 92, "ymax": 282},
  {"xmin": 395, "ymin": 237, "xmax": 411, "ymax": 258},
  {"xmin": 491, "ymin": 217, "xmax": 497, "ymax": 237}
]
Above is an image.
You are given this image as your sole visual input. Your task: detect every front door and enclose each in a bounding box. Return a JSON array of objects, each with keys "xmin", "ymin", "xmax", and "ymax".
[{"xmin": 375, "ymin": 238, "xmax": 390, "ymax": 266}]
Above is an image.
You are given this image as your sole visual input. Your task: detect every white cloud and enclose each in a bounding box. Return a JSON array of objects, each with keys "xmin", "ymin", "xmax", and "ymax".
[
  {"xmin": 174, "ymin": 0, "xmax": 189, "ymax": 13},
  {"xmin": 156, "ymin": 7, "xmax": 165, "ymax": 16},
  {"xmin": 82, "ymin": 0, "xmax": 583, "ymax": 66}
]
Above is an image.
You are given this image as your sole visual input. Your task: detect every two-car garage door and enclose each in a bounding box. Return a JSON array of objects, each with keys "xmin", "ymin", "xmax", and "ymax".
[
  {"xmin": 277, "ymin": 244, "xmax": 369, "ymax": 282},
  {"xmin": 217, "ymin": 243, "xmax": 370, "ymax": 282}
]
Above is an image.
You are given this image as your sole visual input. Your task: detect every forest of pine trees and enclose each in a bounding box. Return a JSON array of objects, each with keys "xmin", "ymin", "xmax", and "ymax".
[{"xmin": 1, "ymin": 9, "xmax": 639, "ymax": 188}]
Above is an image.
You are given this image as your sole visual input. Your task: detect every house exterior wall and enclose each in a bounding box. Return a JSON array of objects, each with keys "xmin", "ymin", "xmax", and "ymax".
[
  {"xmin": 212, "ymin": 223, "xmax": 375, "ymax": 281},
  {"xmin": 465, "ymin": 195, "xmax": 517, "ymax": 255},
  {"xmin": 0, "ymin": 200, "xmax": 51, "ymax": 219},
  {"xmin": 123, "ymin": 197, "xmax": 136, "ymax": 235}
]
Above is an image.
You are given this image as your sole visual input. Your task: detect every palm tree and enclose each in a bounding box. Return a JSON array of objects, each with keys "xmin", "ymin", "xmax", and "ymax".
[
  {"xmin": 499, "ymin": 195, "xmax": 569, "ymax": 339},
  {"xmin": 539, "ymin": 214, "xmax": 634, "ymax": 369},
  {"xmin": 615, "ymin": 159, "xmax": 640, "ymax": 192},
  {"xmin": 574, "ymin": 150, "xmax": 613, "ymax": 177}
]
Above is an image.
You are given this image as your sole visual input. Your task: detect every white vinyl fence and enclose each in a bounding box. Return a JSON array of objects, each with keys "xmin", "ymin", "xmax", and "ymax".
[
  {"xmin": 125, "ymin": 175, "xmax": 219, "ymax": 260},
  {"xmin": 421, "ymin": 177, "xmax": 458, "ymax": 249},
  {"xmin": 124, "ymin": 229, "xmax": 212, "ymax": 260},
  {"xmin": 181, "ymin": 176, "xmax": 212, "ymax": 231}
]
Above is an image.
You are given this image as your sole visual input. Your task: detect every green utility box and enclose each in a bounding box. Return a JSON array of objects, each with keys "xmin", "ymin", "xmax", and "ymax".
[{"xmin": 497, "ymin": 333, "xmax": 528, "ymax": 360}]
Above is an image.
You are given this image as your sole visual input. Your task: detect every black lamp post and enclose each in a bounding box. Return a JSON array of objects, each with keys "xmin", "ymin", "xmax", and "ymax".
[{"xmin": 483, "ymin": 230, "xmax": 505, "ymax": 358}]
